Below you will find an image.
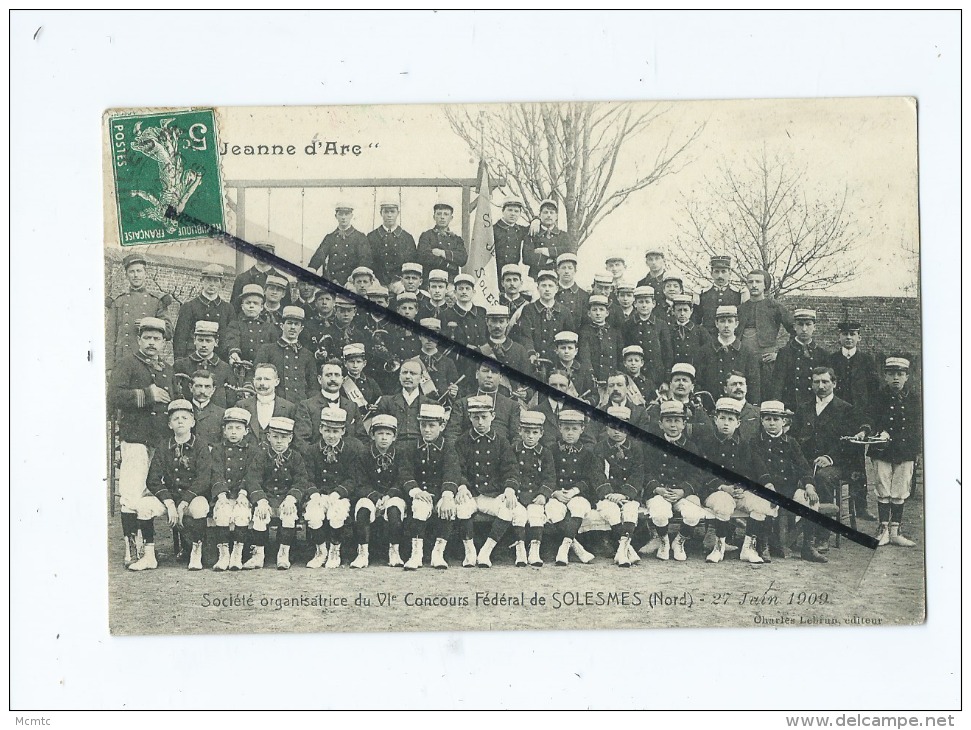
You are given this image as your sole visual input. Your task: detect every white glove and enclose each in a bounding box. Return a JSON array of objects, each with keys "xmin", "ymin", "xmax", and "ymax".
[
  {"xmin": 254, "ymin": 499, "xmax": 271, "ymax": 522},
  {"xmin": 280, "ymin": 495, "xmax": 298, "ymax": 519}
]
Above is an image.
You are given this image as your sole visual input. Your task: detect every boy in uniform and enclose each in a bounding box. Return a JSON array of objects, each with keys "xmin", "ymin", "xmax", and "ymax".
[
  {"xmin": 697, "ymin": 255, "xmax": 744, "ymax": 336},
  {"xmin": 774, "ymin": 308, "xmax": 827, "ymax": 410},
  {"xmin": 366, "ymin": 200, "xmax": 418, "ymax": 288},
  {"xmin": 512, "ymin": 411, "xmax": 556, "ymax": 567},
  {"xmin": 400, "ymin": 404, "xmax": 464, "ymax": 570},
  {"xmin": 622, "ymin": 345, "xmax": 657, "ymax": 403},
  {"xmin": 109, "ymin": 316, "xmax": 173, "ymax": 566},
  {"xmin": 243, "ymin": 416, "xmax": 312, "ymax": 570},
  {"xmin": 260, "ymin": 274, "xmax": 290, "ymax": 326},
  {"xmin": 512, "ymin": 269, "xmax": 577, "ymax": 366},
  {"xmin": 659, "ymin": 273, "xmax": 687, "ymax": 329},
  {"xmin": 173, "ymin": 263, "xmax": 234, "ymax": 360},
  {"xmin": 605, "ymin": 256, "xmax": 628, "ymax": 289},
  {"xmin": 698, "ymin": 305, "xmax": 762, "ymax": 406},
  {"xmin": 350, "ymin": 266, "xmax": 376, "ymax": 298},
  {"xmin": 452, "ymin": 359, "xmax": 531, "ymax": 443},
  {"xmin": 523, "ymin": 199, "xmax": 576, "ymax": 281},
  {"xmin": 550, "ymin": 331, "xmax": 597, "ymax": 404},
  {"xmin": 546, "ymin": 410, "xmax": 600, "ymax": 566},
  {"xmin": 303, "ymin": 407, "xmax": 368, "ymax": 569},
  {"xmin": 614, "ymin": 280, "xmax": 636, "ymax": 323},
  {"xmin": 230, "ymin": 242, "xmax": 292, "ymax": 312},
  {"xmin": 667, "ymin": 293, "xmax": 710, "ymax": 370},
  {"xmin": 453, "ymin": 396, "xmax": 523, "ymax": 567},
  {"xmin": 341, "ymin": 343, "xmax": 383, "ymax": 415},
  {"xmin": 417, "ymin": 202, "xmax": 468, "ymax": 280},
  {"xmin": 445, "ymin": 273, "xmax": 486, "ymax": 350},
  {"xmin": 350, "ymin": 414, "xmax": 406, "ymax": 568},
  {"xmin": 594, "ymin": 405, "xmax": 645, "ymax": 568},
  {"xmin": 636, "ymin": 247, "xmax": 667, "ymax": 307},
  {"xmin": 209, "ymin": 407, "xmax": 264, "ymax": 571},
  {"xmin": 477, "ymin": 306, "xmax": 532, "ymax": 387},
  {"xmin": 255, "ymin": 306, "xmax": 318, "ymax": 404},
  {"xmin": 308, "ymin": 202, "xmax": 372, "ymax": 286},
  {"xmin": 644, "ymin": 363, "xmax": 714, "ymax": 441},
  {"xmin": 493, "ymin": 196, "xmax": 528, "ymax": 279},
  {"xmin": 374, "ymin": 359, "xmax": 446, "ymax": 449},
  {"xmin": 416, "ymin": 318, "xmax": 461, "ymax": 402},
  {"xmin": 140, "ymin": 399, "xmax": 213, "ymax": 571},
  {"xmin": 643, "ymin": 400, "xmax": 706, "ymax": 561},
  {"xmin": 579, "ymin": 294, "xmax": 622, "ymax": 388},
  {"xmin": 869, "ymin": 357, "xmax": 921, "ymax": 547},
  {"xmin": 417, "ymin": 269, "xmax": 451, "ymax": 321},
  {"xmin": 294, "ymin": 359, "xmax": 363, "ymax": 444},
  {"xmin": 554, "ymin": 253, "xmax": 589, "ymax": 314},
  {"xmin": 623, "ymin": 285, "xmax": 671, "ymax": 388},
  {"xmin": 225, "ymin": 284, "xmax": 276, "ymax": 383},
  {"xmin": 750, "ymin": 401, "xmax": 827, "ymax": 563},
  {"xmin": 174, "ymin": 321, "xmax": 233, "ymax": 407}
]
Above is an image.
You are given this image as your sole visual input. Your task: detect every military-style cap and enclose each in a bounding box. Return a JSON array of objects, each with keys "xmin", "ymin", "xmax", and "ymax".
[
  {"xmin": 559, "ymin": 410, "xmax": 585, "ymax": 424},
  {"xmin": 670, "ymin": 362, "xmax": 697, "ymax": 379},
  {"xmin": 282, "ymin": 306, "xmax": 305, "ymax": 321},
  {"xmin": 320, "ymin": 407, "xmax": 348, "ymax": 426},
  {"xmin": 633, "ymin": 285, "xmax": 656, "ymax": 298},
  {"xmin": 662, "ymin": 272, "xmax": 684, "ymax": 285},
  {"xmin": 428, "ymin": 269, "xmax": 449, "ymax": 283},
  {"xmin": 238, "ymin": 284, "xmax": 265, "ymax": 301},
  {"xmin": 500, "ymin": 264, "xmax": 522, "ymax": 279},
  {"xmin": 379, "ymin": 200, "xmax": 399, "ymax": 210},
  {"xmin": 605, "ymin": 256, "xmax": 626, "ymax": 264},
  {"xmin": 264, "ymin": 274, "xmax": 289, "ymax": 290},
  {"xmin": 334, "ymin": 202, "xmax": 354, "ymax": 211},
  {"xmin": 592, "ymin": 272, "xmax": 613, "ymax": 285},
  {"xmin": 366, "ymin": 284, "xmax": 390, "ymax": 299},
  {"xmin": 122, "ymin": 252, "xmax": 147, "ymax": 269},
  {"xmin": 536, "ymin": 269, "xmax": 558, "ymax": 283},
  {"xmin": 837, "ymin": 320, "xmax": 862, "ymax": 332},
  {"xmin": 710, "ymin": 255, "xmax": 732, "ymax": 268},
  {"xmin": 671, "ymin": 294, "xmax": 694, "ymax": 306},
  {"xmin": 255, "ymin": 242, "xmax": 275, "ymax": 253},
  {"xmin": 433, "ymin": 202, "xmax": 454, "ymax": 212},
  {"xmin": 401, "ymin": 262, "xmax": 423, "ymax": 275},
  {"xmin": 556, "ymin": 253, "xmax": 578, "ymax": 266},
  {"xmin": 794, "ymin": 308, "xmax": 817, "ymax": 321},
  {"xmin": 351, "ymin": 266, "xmax": 374, "ymax": 279},
  {"xmin": 193, "ymin": 320, "xmax": 220, "ymax": 337},
  {"xmin": 137, "ymin": 317, "xmax": 167, "ymax": 335},
  {"xmin": 659, "ymin": 400, "xmax": 686, "ymax": 418},
  {"xmin": 607, "ymin": 405, "xmax": 632, "ymax": 421},
  {"xmin": 334, "ymin": 295, "xmax": 357, "ymax": 309},
  {"xmin": 486, "ymin": 305, "xmax": 511, "ymax": 318},
  {"xmin": 622, "ymin": 345, "xmax": 645, "ymax": 358},
  {"xmin": 370, "ymin": 414, "xmax": 398, "ymax": 432},
  {"xmin": 885, "ymin": 356, "xmax": 911, "ymax": 371},
  {"xmin": 501, "ymin": 196, "xmax": 524, "ymax": 209},
  {"xmin": 759, "ymin": 401, "xmax": 788, "ymax": 417},
  {"xmin": 267, "ymin": 417, "xmax": 296, "ymax": 433},
  {"xmin": 343, "ymin": 343, "xmax": 366, "ymax": 358},
  {"xmin": 644, "ymin": 247, "xmax": 664, "ymax": 257},
  {"xmin": 223, "ymin": 407, "xmax": 252, "ymax": 425},
  {"xmin": 167, "ymin": 399, "xmax": 194, "ymax": 415},
  {"xmin": 201, "ymin": 263, "xmax": 224, "ymax": 278},
  {"xmin": 714, "ymin": 398, "xmax": 743, "ymax": 415},
  {"xmin": 520, "ymin": 411, "xmax": 547, "ymax": 427},
  {"xmin": 715, "ymin": 305, "xmax": 739, "ymax": 319},
  {"xmin": 453, "ymin": 273, "xmax": 475, "ymax": 287},
  {"xmin": 554, "ymin": 331, "xmax": 579, "ymax": 344},
  {"xmin": 539, "ymin": 198, "xmax": 558, "ymax": 211},
  {"xmin": 418, "ymin": 403, "xmax": 448, "ymax": 421},
  {"xmin": 395, "ymin": 292, "xmax": 418, "ymax": 305},
  {"xmin": 615, "ymin": 280, "xmax": 634, "ymax": 292},
  {"xmin": 419, "ymin": 317, "xmax": 442, "ymax": 331},
  {"xmin": 587, "ymin": 294, "xmax": 610, "ymax": 308},
  {"xmin": 466, "ymin": 395, "xmax": 495, "ymax": 413}
]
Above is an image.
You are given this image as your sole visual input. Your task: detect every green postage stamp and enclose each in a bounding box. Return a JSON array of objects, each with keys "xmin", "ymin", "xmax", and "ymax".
[{"xmin": 108, "ymin": 108, "xmax": 225, "ymax": 246}]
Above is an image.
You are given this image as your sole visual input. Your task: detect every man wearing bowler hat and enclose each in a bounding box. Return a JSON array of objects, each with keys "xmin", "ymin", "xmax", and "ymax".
[
  {"xmin": 417, "ymin": 202, "xmax": 468, "ymax": 280},
  {"xmin": 309, "ymin": 202, "xmax": 372, "ymax": 287}
]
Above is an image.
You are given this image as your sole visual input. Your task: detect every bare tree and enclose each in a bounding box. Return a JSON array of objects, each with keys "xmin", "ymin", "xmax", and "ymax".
[
  {"xmin": 445, "ymin": 103, "xmax": 703, "ymax": 248},
  {"xmin": 668, "ymin": 150, "xmax": 871, "ymax": 297}
]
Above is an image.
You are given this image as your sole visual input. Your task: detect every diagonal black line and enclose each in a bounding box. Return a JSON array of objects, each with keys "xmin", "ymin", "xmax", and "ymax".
[{"xmin": 166, "ymin": 207, "xmax": 877, "ymax": 550}]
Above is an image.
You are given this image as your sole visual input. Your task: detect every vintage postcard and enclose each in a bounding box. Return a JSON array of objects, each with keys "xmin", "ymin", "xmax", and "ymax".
[{"xmin": 102, "ymin": 99, "xmax": 922, "ymax": 635}]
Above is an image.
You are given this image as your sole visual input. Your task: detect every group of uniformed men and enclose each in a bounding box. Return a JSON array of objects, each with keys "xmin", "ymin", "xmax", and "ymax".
[{"xmin": 107, "ymin": 196, "xmax": 921, "ymax": 574}]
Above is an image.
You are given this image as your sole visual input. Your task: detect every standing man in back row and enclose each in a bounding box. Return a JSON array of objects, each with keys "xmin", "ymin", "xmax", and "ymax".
[
  {"xmin": 366, "ymin": 200, "xmax": 417, "ymax": 290},
  {"xmin": 523, "ymin": 199, "xmax": 576, "ymax": 281},
  {"xmin": 230, "ymin": 242, "xmax": 293, "ymax": 313},
  {"xmin": 737, "ymin": 270, "xmax": 795, "ymax": 400},
  {"xmin": 492, "ymin": 196, "xmax": 529, "ymax": 282},
  {"xmin": 417, "ymin": 202, "xmax": 467, "ymax": 281},
  {"xmin": 309, "ymin": 202, "xmax": 372, "ymax": 287}
]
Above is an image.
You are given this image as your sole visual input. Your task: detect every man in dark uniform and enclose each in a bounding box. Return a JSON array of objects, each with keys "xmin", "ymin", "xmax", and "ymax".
[
  {"xmin": 106, "ymin": 252, "xmax": 171, "ymax": 370},
  {"xmin": 499, "ymin": 264, "xmax": 533, "ymax": 314},
  {"xmin": 774, "ymin": 308, "xmax": 828, "ymax": 410},
  {"xmin": 308, "ymin": 202, "xmax": 372, "ymax": 287},
  {"xmin": 230, "ymin": 242, "xmax": 292, "ymax": 312},
  {"xmin": 225, "ymin": 284, "xmax": 277, "ymax": 383},
  {"xmin": 416, "ymin": 269, "xmax": 452, "ymax": 322},
  {"xmin": 493, "ymin": 196, "xmax": 529, "ymax": 281},
  {"xmin": 697, "ymin": 255, "xmax": 745, "ymax": 336},
  {"xmin": 578, "ymin": 294, "xmax": 622, "ymax": 387},
  {"xmin": 450, "ymin": 360, "xmax": 522, "ymax": 443},
  {"xmin": 173, "ymin": 321, "xmax": 234, "ymax": 407},
  {"xmin": 109, "ymin": 317, "xmax": 173, "ymax": 567},
  {"xmin": 417, "ymin": 202, "xmax": 468, "ymax": 280},
  {"xmin": 366, "ymin": 200, "xmax": 418, "ymax": 288},
  {"xmin": 445, "ymin": 273, "xmax": 487, "ymax": 351},
  {"xmin": 636, "ymin": 247, "xmax": 668, "ymax": 308},
  {"xmin": 623, "ymin": 285, "xmax": 671, "ymax": 389},
  {"xmin": 476, "ymin": 305, "xmax": 532, "ymax": 400},
  {"xmin": 512, "ymin": 269, "xmax": 577, "ymax": 365},
  {"xmin": 698, "ymin": 305, "xmax": 762, "ymax": 407},
  {"xmin": 294, "ymin": 358, "xmax": 363, "ymax": 444},
  {"xmin": 173, "ymin": 263, "xmax": 234, "ymax": 360},
  {"xmin": 667, "ymin": 294, "xmax": 711, "ymax": 370},
  {"xmin": 554, "ymin": 253, "xmax": 589, "ymax": 314},
  {"xmin": 523, "ymin": 199, "xmax": 576, "ymax": 281},
  {"xmin": 254, "ymin": 306, "xmax": 318, "ymax": 404},
  {"xmin": 827, "ymin": 320, "xmax": 881, "ymax": 422}
]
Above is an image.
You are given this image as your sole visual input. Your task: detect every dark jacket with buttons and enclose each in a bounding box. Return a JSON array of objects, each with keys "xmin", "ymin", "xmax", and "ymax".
[
  {"xmin": 667, "ymin": 321, "xmax": 712, "ymax": 372},
  {"xmin": 622, "ymin": 314, "xmax": 671, "ymax": 388},
  {"xmin": 359, "ymin": 445, "xmax": 403, "ymax": 502},
  {"xmin": 109, "ymin": 351, "xmax": 174, "ymax": 445},
  {"xmin": 749, "ymin": 430, "xmax": 812, "ymax": 498},
  {"xmin": 366, "ymin": 225, "xmax": 418, "ymax": 286},
  {"xmin": 594, "ymin": 438, "xmax": 645, "ymax": 501},
  {"xmin": 173, "ymin": 354, "xmax": 235, "ymax": 408},
  {"xmin": 578, "ymin": 322, "xmax": 622, "ymax": 381},
  {"xmin": 773, "ymin": 338, "xmax": 828, "ymax": 410},
  {"xmin": 492, "ymin": 220, "xmax": 528, "ymax": 277},
  {"xmin": 555, "ymin": 283, "xmax": 589, "ymax": 315},
  {"xmin": 698, "ymin": 338, "xmax": 763, "ymax": 407},
  {"xmin": 450, "ymin": 391, "xmax": 520, "ymax": 444},
  {"xmin": 869, "ymin": 384, "xmax": 921, "ymax": 464},
  {"xmin": 417, "ymin": 228, "xmax": 468, "ymax": 279},
  {"xmin": 224, "ymin": 314, "xmax": 277, "ymax": 364},
  {"xmin": 234, "ymin": 395, "xmax": 298, "ymax": 443},
  {"xmin": 230, "ymin": 266, "xmax": 293, "ymax": 313},
  {"xmin": 309, "ymin": 227, "xmax": 372, "ymax": 286},
  {"xmin": 511, "ymin": 300, "xmax": 577, "ymax": 363},
  {"xmin": 400, "ymin": 436, "xmax": 463, "ymax": 499},
  {"xmin": 456, "ymin": 429, "xmax": 521, "ymax": 498},
  {"xmin": 210, "ymin": 435, "xmax": 263, "ymax": 499},
  {"xmin": 173, "ymin": 294, "xmax": 235, "ymax": 360},
  {"xmin": 146, "ymin": 434, "xmax": 212, "ymax": 504},
  {"xmin": 294, "ymin": 392, "xmax": 363, "ymax": 444},
  {"xmin": 106, "ymin": 288, "xmax": 171, "ymax": 368},
  {"xmin": 255, "ymin": 339, "xmax": 319, "ymax": 405},
  {"xmin": 249, "ymin": 446, "xmax": 311, "ymax": 507},
  {"xmin": 827, "ymin": 349, "xmax": 881, "ymax": 424},
  {"xmin": 513, "ymin": 440, "xmax": 556, "ymax": 503},
  {"xmin": 692, "ymin": 430, "xmax": 756, "ymax": 500},
  {"xmin": 305, "ymin": 437, "xmax": 369, "ymax": 500},
  {"xmin": 696, "ymin": 286, "xmax": 744, "ymax": 336},
  {"xmin": 522, "ymin": 227, "xmax": 575, "ymax": 281},
  {"xmin": 190, "ymin": 401, "xmax": 225, "ymax": 445},
  {"xmin": 552, "ymin": 440, "xmax": 602, "ymax": 502},
  {"xmin": 643, "ymin": 435, "xmax": 700, "ymax": 498},
  {"xmin": 443, "ymin": 304, "xmax": 486, "ymax": 350}
]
